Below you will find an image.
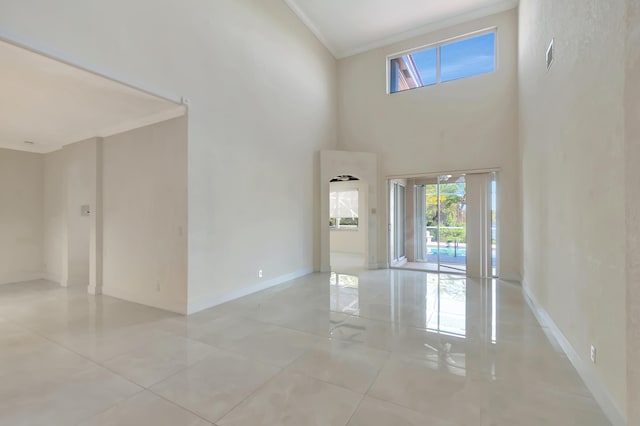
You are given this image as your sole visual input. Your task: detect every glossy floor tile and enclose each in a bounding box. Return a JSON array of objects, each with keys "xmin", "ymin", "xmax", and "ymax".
[
  {"xmin": 0, "ymin": 272, "xmax": 611, "ymax": 426},
  {"xmin": 217, "ymin": 371, "xmax": 362, "ymax": 426},
  {"xmin": 150, "ymin": 348, "xmax": 280, "ymax": 423},
  {"xmin": 286, "ymin": 339, "xmax": 389, "ymax": 393},
  {"xmin": 77, "ymin": 391, "xmax": 212, "ymax": 426},
  {"xmin": 347, "ymin": 396, "xmax": 456, "ymax": 426},
  {"xmin": 0, "ymin": 363, "xmax": 141, "ymax": 426},
  {"xmin": 102, "ymin": 334, "xmax": 218, "ymax": 387}
]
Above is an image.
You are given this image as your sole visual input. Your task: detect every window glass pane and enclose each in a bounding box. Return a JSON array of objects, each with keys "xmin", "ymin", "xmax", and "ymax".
[
  {"xmin": 441, "ymin": 32, "xmax": 495, "ymax": 83},
  {"xmin": 330, "ymin": 190, "xmax": 359, "ymax": 228},
  {"xmin": 389, "ymin": 56, "xmax": 419, "ymax": 93},
  {"xmin": 411, "ymin": 48, "xmax": 437, "ymax": 86},
  {"xmin": 389, "ymin": 48, "xmax": 436, "ymax": 94},
  {"xmin": 329, "ymin": 191, "xmax": 337, "ymax": 216},
  {"xmin": 389, "ymin": 59, "xmax": 401, "ymax": 93},
  {"xmin": 338, "ymin": 218, "xmax": 358, "ymax": 227},
  {"xmin": 332, "ymin": 190, "xmax": 358, "ymax": 218}
]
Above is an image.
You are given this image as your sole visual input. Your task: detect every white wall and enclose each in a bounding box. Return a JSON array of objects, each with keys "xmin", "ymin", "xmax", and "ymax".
[
  {"xmin": 329, "ymin": 180, "xmax": 367, "ymax": 256},
  {"xmin": 0, "ymin": 0, "xmax": 337, "ymax": 314},
  {"xmin": 626, "ymin": 0, "xmax": 640, "ymax": 423},
  {"xmin": 0, "ymin": 148, "xmax": 43, "ymax": 284},
  {"xmin": 183, "ymin": 3, "xmax": 337, "ymax": 313},
  {"xmin": 43, "ymin": 149, "xmax": 65, "ymax": 283},
  {"xmin": 519, "ymin": 0, "xmax": 627, "ymax": 421},
  {"xmin": 102, "ymin": 117, "xmax": 188, "ymax": 314},
  {"xmin": 64, "ymin": 139, "xmax": 98, "ymax": 286},
  {"xmin": 336, "ymin": 9, "xmax": 521, "ymax": 280}
]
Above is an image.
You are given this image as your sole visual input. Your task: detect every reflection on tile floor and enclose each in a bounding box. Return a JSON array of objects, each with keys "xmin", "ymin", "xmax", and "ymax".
[{"xmin": 0, "ymin": 270, "xmax": 611, "ymax": 425}]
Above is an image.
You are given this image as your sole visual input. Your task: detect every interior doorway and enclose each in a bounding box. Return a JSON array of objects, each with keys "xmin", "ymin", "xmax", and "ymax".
[
  {"xmin": 329, "ymin": 175, "xmax": 368, "ymax": 273},
  {"xmin": 0, "ymin": 37, "xmax": 186, "ymax": 296},
  {"xmin": 389, "ymin": 172, "xmax": 497, "ymax": 277}
]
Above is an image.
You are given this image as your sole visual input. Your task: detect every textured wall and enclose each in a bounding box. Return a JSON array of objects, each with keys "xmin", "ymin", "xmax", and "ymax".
[
  {"xmin": 0, "ymin": 148, "xmax": 43, "ymax": 284},
  {"xmin": 626, "ymin": 0, "xmax": 640, "ymax": 422},
  {"xmin": 519, "ymin": 0, "xmax": 627, "ymax": 417}
]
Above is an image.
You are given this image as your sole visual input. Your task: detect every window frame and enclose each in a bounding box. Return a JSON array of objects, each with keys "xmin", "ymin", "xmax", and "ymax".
[{"xmin": 386, "ymin": 27, "xmax": 498, "ymax": 94}]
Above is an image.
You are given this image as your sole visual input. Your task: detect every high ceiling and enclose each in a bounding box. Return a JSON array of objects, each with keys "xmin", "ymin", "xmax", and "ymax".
[
  {"xmin": 284, "ymin": 0, "xmax": 518, "ymax": 58},
  {"xmin": 0, "ymin": 40, "xmax": 185, "ymax": 154}
]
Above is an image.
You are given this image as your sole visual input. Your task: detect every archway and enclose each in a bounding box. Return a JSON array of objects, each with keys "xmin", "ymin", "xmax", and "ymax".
[{"xmin": 319, "ymin": 150, "xmax": 378, "ymax": 272}]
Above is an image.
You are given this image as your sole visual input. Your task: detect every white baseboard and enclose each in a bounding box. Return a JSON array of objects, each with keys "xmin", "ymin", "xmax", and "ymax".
[
  {"xmin": 102, "ymin": 286, "xmax": 188, "ymax": 315},
  {"xmin": 324, "ymin": 261, "xmax": 384, "ymax": 271},
  {"xmin": 522, "ymin": 281, "xmax": 626, "ymax": 426},
  {"xmin": 187, "ymin": 268, "xmax": 314, "ymax": 315},
  {"xmin": 0, "ymin": 273, "xmax": 45, "ymax": 286},
  {"xmin": 499, "ymin": 272, "xmax": 521, "ymax": 283}
]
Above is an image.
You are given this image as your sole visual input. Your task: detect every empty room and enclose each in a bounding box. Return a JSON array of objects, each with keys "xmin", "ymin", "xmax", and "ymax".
[{"xmin": 0, "ymin": 0, "xmax": 638, "ymax": 425}]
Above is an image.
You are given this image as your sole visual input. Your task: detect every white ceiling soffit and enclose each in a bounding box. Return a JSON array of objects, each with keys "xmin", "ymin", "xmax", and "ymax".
[
  {"xmin": 0, "ymin": 39, "xmax": 185, "ymax": 154},
  {"xmin": 284, "ymin": 0, "xmax": 519, "ymax": 58}
]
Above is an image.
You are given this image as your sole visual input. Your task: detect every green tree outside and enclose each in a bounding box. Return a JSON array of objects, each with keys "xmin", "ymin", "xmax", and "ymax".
[{"xmin": 425, "ymin": 182, "xmax": 466, "ymax": 244}]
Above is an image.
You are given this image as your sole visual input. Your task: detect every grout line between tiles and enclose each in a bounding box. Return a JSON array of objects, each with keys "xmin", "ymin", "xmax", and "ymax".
[
  {"xmin": 146, "ymin": 388, "xmax": 221, "ymax": 425},
  {"xmin": 343, "ymin": 392, "xmax": 366, "ymax": 426},
  {"xmin": 71, "ymin": 388, "xmax": 148, "ymax": 425},
  {"xmin": 209, "ymin": 359, "xmax": 296, "ymax": 424}
]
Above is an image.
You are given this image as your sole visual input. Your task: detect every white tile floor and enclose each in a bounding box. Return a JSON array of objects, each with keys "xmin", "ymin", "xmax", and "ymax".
[{"xmin": 0, "ymin": 270, "xmax": 610, "ymax": 426}]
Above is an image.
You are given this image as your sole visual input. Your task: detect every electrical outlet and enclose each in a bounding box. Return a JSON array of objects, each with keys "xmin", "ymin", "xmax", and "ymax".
[
  {"xmin": 258, "ymin": 269, "xmax": 263, "ymax": 279},
  {"xmin": 590, "ymin": 345, "xmax": 597, "ymax": 364}
]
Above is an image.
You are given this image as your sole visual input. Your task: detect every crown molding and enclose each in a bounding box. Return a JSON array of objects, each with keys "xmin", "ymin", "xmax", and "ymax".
[
  {"xmin": 337, "ymin": 0, "xmax": 518, "ymax": 58},
  {"xmin": 282, "ymin": 0, "xmax": 339, "ymax": 58},
  {"xmin": 283, "ymin": 0, "xmax": 518, "ymax": 60}
]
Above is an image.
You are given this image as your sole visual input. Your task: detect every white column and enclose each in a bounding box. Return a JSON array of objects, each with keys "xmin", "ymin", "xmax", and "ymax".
[{"xmin": 88, "ymin": 138, "xmax": 103, "ymax": 295}]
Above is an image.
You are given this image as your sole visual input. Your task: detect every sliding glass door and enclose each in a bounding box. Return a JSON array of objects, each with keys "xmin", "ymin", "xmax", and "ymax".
[
  {"xmin": 421, "ymin": 175, "xmax": 467, "ymax": 274},
  {"xmin": 411, "ymin": 172, "xmax": 496, "ymax": 277}
]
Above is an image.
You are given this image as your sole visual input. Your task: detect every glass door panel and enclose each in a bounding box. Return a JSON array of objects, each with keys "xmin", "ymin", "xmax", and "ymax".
[
  {"xmin": 436, "ymin": 175, "xmax": 466, "ymax": 274},
  {"xmin": 421, "ymin": 175, "xmax": 466, "ymax": 273},
  {"xmin": 396, "ymin": 184, "xmax": 406, "ymax": 259},
  {"xmin": 396, "ymin": 172, "xmax": 496, "ymax": 277}
]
